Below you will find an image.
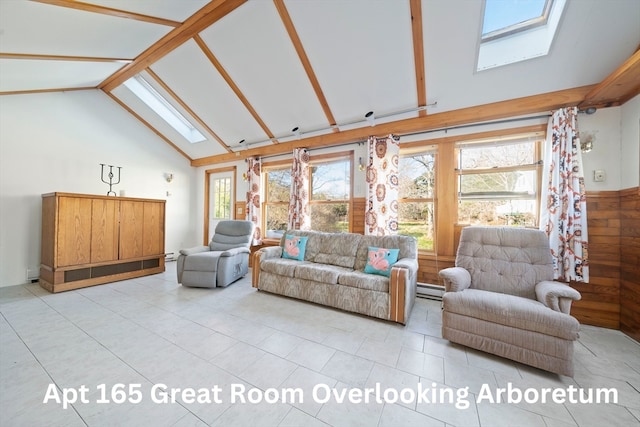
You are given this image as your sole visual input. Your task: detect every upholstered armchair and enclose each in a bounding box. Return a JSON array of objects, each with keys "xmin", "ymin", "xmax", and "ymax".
[
  {"xmin": 439, "ymin": 226, "xmax": 582, "ymax": 376},
  {"xmin": 177, "ymin": 220, "xmax": 255, "ymax": 288}
]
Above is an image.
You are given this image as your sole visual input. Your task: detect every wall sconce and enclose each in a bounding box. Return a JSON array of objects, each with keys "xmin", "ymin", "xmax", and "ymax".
[
  {"xmin": 358, "ymin": 157, "xmax": 366, "ymax": 172},
  {"xmin": 165, "ymin": 173, "xmax": 174, "ymax": 183},
  {"xmin": 580, "ymin": 131, "xmax": 596, "ymax": 153},
  {"xmin": 365, "ymin": 111, "xmax": 375, "ymax": 126},
  {"xmin": 292, "ymin": 126, "xmax": 301, "ymax": 139}
]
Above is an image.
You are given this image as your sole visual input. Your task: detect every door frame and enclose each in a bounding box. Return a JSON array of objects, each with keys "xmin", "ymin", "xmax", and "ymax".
[{"xmin": 204, "ymin": 166, "xmax": 237, "ymax": 245}]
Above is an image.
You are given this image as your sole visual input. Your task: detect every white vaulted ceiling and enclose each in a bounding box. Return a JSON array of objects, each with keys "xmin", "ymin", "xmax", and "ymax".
[{"xmin": 1, "ymin": 0, "xmax": 639, "ymax": 165}]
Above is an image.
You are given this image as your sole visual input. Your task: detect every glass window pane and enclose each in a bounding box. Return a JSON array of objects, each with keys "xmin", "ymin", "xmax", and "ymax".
[
  {"xmin": 458, "ymin": 200, "xmax": 537, "ymax": 227},
  {"xmin": 213, "ymin": 177, "xmax": 231, "ymax": 219},
  {"xmin": 309, "ymin": 203, "xmax": 349, "ymax": 233},
  {"xmin": 399, "ymin": 153, "xmax": 436, "ymax": 199},
  {"xmin": 459, "ymin": 141, "xmax": 535, "ymax": 169},
  {"xmin": 483, "ymin": 0, "xmax": 547, "ymax": 35},
  {"xmin": 267, "ymin": 169, "xmax": 291, "ymax": 202},
  {"xmin": 459, "ymin": 170, "xmax": 536, "ymax": 196},
  {"xmin": 265, "ymin": 204, "xmax": 288, "ymax": 237},
  {"xmin": 311, "ymin": 161, "xmax": 350, "ymax": 201},
  {"xmin": 398, "ymin": 202, "xmax": 435, "ymax": 251}
]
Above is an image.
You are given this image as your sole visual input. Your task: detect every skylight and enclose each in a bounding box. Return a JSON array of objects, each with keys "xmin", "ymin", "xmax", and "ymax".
[
  {"xmin": 482, "ymin": 0, "xmax": 549, "ymax": 41},
  {"xmin": 123, "ymin": 75, "xmax": 206, "ymax": 144},
  {"xmin": 477, "ymin": 0, "xmax": 565, "ymax": 72}
]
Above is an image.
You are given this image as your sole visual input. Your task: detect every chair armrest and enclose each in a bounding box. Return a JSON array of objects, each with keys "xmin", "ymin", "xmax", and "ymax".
[
  {"xmin": 219, "ymin": 247, "xmax": 251, "ymax": 257},
  {"xmin": 439, "ymin": 267, "xmax": 471, "ymax": 292},
  {"xmin": 179, "ymin": 245, "xmax": 210, "ymax": 256},
  {"xmin": 389, "ymin": 258, "xmax": 418, "ymax": 324},
  {"xmin": 535, "ymin": 281, "xmax": 581, "ymax": 314},
  {"xmin": 251, "ymin": 246, "xmax": 283, "ymax": 288},
  {"xmin": 258, "ymin": 246, "xmax": 283, "ymax": 259}
]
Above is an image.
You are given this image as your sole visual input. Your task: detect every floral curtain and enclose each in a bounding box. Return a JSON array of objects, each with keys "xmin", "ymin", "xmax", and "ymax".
[
  {"xmin": 245, "ymin": 157, "xmax": 262, "ymax": 245},
  {"xmin": 288, "ymin": 148, "xmax": 310, "ymax": 230},
  {"xmin": 539, "ymin": 107, "xmax": 589, "ymax": 282},
  {"xmin": 365, "ymin": 135, "xmax": 400, "ymax": 236}
]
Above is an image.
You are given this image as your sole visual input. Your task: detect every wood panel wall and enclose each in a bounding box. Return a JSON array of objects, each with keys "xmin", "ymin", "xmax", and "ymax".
[
  {"xmin": 620, "ymin": 187, "xmax": 640, "ymax": 341},
  {"xmin": 569, "ymin": 191, "xmax": 621, "ymax": 329}
]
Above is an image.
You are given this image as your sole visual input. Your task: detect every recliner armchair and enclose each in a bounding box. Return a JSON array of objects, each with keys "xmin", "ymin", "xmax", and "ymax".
[
  {"xmin": 177, "ymin": 220, "xmax": 255, "ymax": 288},
  {"xmin": 439, "ymin": 226, "xmax": 581, "ymax": 376}
]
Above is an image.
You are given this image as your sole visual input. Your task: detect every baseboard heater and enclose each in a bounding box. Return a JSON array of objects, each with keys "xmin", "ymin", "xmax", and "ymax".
[{"xmin": 416, "ymin": 283, "xmax": 444, "ymax": 301}]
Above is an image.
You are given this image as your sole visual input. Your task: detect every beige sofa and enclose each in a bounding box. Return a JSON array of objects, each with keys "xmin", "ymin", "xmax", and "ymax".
[
  {"xmin": 439, "ymin": 226, "xmax": 582, "ymax": 376},
  {"xmin": 252, "ymin": 230, "xmax": 418, "ymax": 324}
]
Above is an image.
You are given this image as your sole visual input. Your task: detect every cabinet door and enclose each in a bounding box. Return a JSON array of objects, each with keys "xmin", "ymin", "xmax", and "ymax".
[
  {"xmin": 143, "ymin": 201, "xmax": 165, "ymax": 256},
  {"xmin": 119, "ymin": 200, "xmax": 144, "ymax": 259},
  {"xmin": 91, "ymin": 199, "xmax": 119, "ymax": 263},
  {"xmin": 57, "ymin": 196, "xmax": 92, "ymax": 267}
]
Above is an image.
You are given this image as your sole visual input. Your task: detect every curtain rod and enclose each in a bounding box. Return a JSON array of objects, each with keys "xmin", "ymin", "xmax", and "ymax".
[{"xmin": 253, "ymin": 113, "xmax": 553, "ymax": 161}]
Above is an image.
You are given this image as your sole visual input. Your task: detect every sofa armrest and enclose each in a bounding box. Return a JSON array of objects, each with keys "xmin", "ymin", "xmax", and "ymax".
[
  {"xmin": 389, "ymin": 258, "xmax": 418, "ymax": 324},
  {"xmin": 535, "ymin": 281, "xmax": 581, "ymax": 314},
  {"xmin": 219, "ymin": 247, "xmax": 251, "ymax": 257},
  {"xmin": 179, "ymin": 245, "xmax": 210, "ymax": 256},
  {"xmin": 439, "ymin": 267, "xmax": 471, "ymax": 292},
  {"xmin": 251, "ymin": 246, "xmax": 283, "ymax": 288}
]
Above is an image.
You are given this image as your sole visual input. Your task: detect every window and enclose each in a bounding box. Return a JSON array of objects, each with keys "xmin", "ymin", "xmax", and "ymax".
[
  {"xmin": 399, "ymin": 147, "xmax": 437, "ymax": 251},
  {"xmin": 310, "ymin": 157, "xmax": 351, "ymax": 233},
  {"xmin": 264, "ymin": 166, "xmax": 291, "ymax": 238},
  {"xmin": 123, "ymin": 75, "xmax": 206, "ymax": 143},
  {"xmin": 477, "ymin": 0, "xmax": 566, "ymax": 71},
  {"xmin": 457, "ymin": 134, "xmax": 542, "ymax": 227},
  {"xmin": 212, "ymin": 177, "xmax": 231, "ymax": 219},
  {"xmin": 263, "ymin": 153, "xmax": 353, "ymax": 236}
]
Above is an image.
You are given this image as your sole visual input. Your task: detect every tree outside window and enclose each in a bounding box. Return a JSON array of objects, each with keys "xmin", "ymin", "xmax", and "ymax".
[
  {"xmin": 457, "ymin": 136, "xmax": 541, "ymax": 226},
  {"xmin": 212, "ymin": 177, "xmax": 231, "ymax": 219},
  {"xmin": 398, "ymin": 148, "xmax": 436, "ymax": 251},
  {"xmin": 310, "ymin": 159, "xmax": 350, "ymax": 233}
]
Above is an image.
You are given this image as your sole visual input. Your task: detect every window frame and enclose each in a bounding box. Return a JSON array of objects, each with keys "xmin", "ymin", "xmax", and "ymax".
[
  {"xmin": 398, "ymin": 146, "xmax": 438, "ymax": 253},
  {"xmin": 455, "ymin": 133, "xmax": 543, "ymax": 227},
  {"xmin": 261, "ymin": 151, "xmax": 354, "ymax": 236}
]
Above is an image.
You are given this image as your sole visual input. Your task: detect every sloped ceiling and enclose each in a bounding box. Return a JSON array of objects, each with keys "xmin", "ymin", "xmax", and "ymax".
[{"xmin": 1, "ymin": 0, "xmax": 639, "ymax": 165}]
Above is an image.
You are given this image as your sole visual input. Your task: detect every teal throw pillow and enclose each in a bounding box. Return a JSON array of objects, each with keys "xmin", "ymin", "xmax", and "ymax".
[
  {"xmin": 364, "ymin": 246, "xmax": 399, "ymax": 277},
  {"xmin": 282, "ymin": 235, "xmax": 308, "ymax": 261}
]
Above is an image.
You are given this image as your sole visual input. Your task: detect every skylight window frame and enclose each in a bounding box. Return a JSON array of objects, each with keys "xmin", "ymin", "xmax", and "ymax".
[
  {"xmin": 481, "ymin": 0, "xmax": 554, "ymax": 43},
  {"xmin": 123, "ymin": 74, "xmax": 206, "ymax": 144}
]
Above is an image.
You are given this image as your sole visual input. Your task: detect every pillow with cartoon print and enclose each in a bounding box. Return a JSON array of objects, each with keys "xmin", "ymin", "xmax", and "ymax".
[
  {"xmin": 364, "ymin": 246, "xmax": 399, "ymax": 277},
  {"xmin": 282, "ymin": 235, "xmax": 308, "ymax": 261}
]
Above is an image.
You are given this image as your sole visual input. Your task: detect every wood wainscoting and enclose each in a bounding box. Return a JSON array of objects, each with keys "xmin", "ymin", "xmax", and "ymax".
[{"xmin": 620, "ymin": 187, "xmax": 640, "ymax": 341}]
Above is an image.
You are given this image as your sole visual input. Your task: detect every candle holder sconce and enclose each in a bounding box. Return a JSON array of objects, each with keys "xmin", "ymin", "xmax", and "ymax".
[{"xmin": 100, "ymin": 164, "xmax": 122, "ymax": 196}]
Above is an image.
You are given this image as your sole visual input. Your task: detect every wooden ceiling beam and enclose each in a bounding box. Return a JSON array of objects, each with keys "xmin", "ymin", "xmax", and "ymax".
[
  {"xmin": 579, "ymin": 48, "xmax": 640, "ymax": 109},
  {"xmin": 145, "ymin": 67, "xmax": 233, "ymax": 153},
  {"xmin": 194, "ymin": 35, "xmax": 275, "ymax": 142},
  {"xmin": 273, "ymin": 0, "xmax": 337, "ymax": 132},
  {"xmin": 31, "ymin": 0, "xmax": 181, "ymax": 27},
  {"xmin": 191, "ymin": 84, "xmax": 595, "ymax": 167},
  {"xmin": 99, "ymin": 0, "xmax": 247, "ymax": 93},
  {"xmin": 410, "ymin": 0, "xmax": 427, "ymax": 117},
  {"xmin": 0, "ymin": 53, "xmax": 132, "ymax": 63}
]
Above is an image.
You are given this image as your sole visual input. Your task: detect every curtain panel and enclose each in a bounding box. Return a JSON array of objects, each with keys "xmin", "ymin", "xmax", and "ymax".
[
  {"xmin": 365, "ymin": 135, "xmax": 400, "ymax": 236},
  {"xmin": 246, "ymin": 157, "xmax": 262, "ymax": 245},
  {"xmin": 288, "ymin": 148, "xmax": 311, "ymax": 230},
  {"xmin": 539, "ymin": 107, "xmax": 589, "ymax": 283}
]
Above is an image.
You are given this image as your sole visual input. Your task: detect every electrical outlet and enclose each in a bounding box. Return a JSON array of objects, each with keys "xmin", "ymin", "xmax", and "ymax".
[{"xmin": 593, "ymin": 170, "xmax": 606, "ymax": 182}]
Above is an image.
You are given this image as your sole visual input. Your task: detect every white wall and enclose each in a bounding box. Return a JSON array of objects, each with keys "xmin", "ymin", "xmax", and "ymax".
[
  {"xmin": 0, "ymin": 90, "xmax": 198, "ymax": 287},
  {"xmin": 620, "ymin": 94, "xmax": 640, "ymax": 189},
  {"xmin": 579, "ymin": 106, "xmax": 623, "ymax": 191}
]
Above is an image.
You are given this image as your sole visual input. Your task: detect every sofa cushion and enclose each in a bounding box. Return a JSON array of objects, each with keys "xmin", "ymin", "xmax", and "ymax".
[
  {"xmin": 260, "ymin": 258, "xmax": 303, "ymax": 278},
  {"xmin": 442, "ymin": 289, "xmax": 579, "ymax": 340},
  {"xmin": 338, "ymin": 271, "xmax": 389, "ymax": 293},
  {"xmin": 282, "ymin": 235, "xmax": 308, "ymax": 261},
  {"xmin": 294, "ymin": 263, "xmax": 351, "ymax": 284},
  {"xmin": 313, "ymin": 233, "xmax": 361, "ymax": 268},
  {"xmin": 355, "ymin": 235, "xmax": 417, "ymax": 271},
  {"xmin": 364, "ymin": 247, "xmax": 399, "ymax": 277}
]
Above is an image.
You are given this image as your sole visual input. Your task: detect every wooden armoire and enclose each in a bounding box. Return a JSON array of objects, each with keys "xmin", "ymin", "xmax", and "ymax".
[{"xmin": 40, "ymin": 192, "xmax": 166, "ymax": 292}]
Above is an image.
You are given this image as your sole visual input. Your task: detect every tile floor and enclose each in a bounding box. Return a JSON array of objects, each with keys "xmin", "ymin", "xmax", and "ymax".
[{"xmin": 1, "ymin": 262, "xmax": 639, "ymax": 427}]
